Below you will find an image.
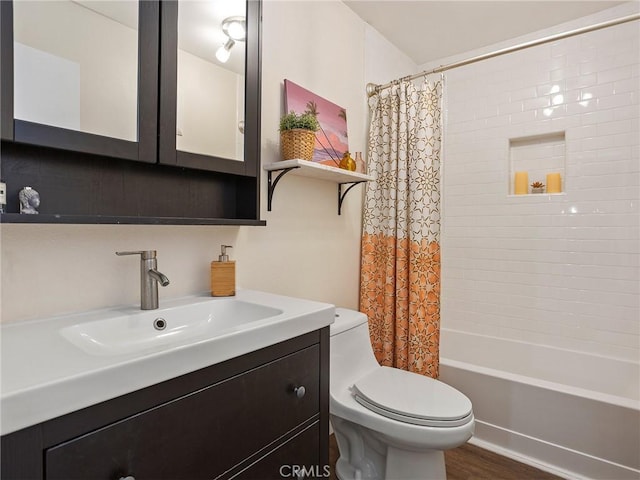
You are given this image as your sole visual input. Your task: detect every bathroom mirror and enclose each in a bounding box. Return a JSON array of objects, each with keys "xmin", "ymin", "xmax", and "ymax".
[
  {"xmin": 3, "ymin": 0, "xmax": 158, "ymax": 162},
  {"xmin": 4, "ymin": 0, "xmax": 260, "ymax": 173},
  {"xmin": 159, "ymin": 0, "xmax": 261, "ymax": 175},
  {"xmin": 176, "ymin": 0, "xmax": 246, "ymax": 161},
  {"xmin": 12, "ymin": 0, "xmax": 140, "ymax": 142}
]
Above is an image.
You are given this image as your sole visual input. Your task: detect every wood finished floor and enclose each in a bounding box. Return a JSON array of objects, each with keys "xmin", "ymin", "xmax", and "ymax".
[{"xmin": 329, "ymin": 434, "xmax": 563, "ymax": 480}]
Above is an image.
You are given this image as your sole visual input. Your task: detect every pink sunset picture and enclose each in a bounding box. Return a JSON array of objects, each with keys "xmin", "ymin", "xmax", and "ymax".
[{"xmin": 284, "ymin": 79, "xmax": 349, "ymax": 167}]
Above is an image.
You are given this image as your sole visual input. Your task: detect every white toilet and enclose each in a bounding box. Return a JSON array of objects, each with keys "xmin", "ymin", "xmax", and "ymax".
[{"xmin": 330, "ymin": 308, "xmax": 474, "ymax": 480}]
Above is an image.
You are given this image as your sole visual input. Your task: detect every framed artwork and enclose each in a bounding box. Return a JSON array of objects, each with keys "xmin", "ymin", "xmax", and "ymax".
[{"xmin": 284, "ymin": 79, "xmax": 348, "ymax": 167}]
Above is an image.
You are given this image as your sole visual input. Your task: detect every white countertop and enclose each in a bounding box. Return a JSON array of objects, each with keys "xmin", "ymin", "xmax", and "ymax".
[{"xmin": 1, "ymin": 290, "xmax": 334, "ymax": 435}]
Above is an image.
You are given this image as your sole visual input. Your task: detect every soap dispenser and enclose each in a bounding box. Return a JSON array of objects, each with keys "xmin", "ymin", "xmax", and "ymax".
[{"xmin": 211, "ymin": 245, "xmax": 235, "ymax": 297}]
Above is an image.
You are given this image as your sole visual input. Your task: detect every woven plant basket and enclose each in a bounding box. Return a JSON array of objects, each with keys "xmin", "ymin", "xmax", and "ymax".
[{"xmin": 280, "ymin": 129, "xmax": 316, "ymax": 161}]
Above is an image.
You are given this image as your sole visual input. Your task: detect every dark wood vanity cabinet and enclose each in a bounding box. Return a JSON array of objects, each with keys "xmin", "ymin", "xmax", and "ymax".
[{"xmin": 1, "ymin": 329, "xmax": 329, "ymax": 480}]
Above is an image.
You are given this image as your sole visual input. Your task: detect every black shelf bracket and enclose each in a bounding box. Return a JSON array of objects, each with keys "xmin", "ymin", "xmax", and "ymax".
[
  {"xmin": 338, "ymin": 181, "xmax": 367, "ymax": 215},
  {"xmin": 267, "ymin": 166, "xmax": 300, "ymax": 211}
]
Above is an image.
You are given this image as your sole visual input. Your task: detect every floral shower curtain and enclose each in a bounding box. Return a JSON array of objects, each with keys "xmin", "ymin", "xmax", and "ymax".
[{"xmin": 360, "ymin": 78, "xmax": 442, "ymax": 378}]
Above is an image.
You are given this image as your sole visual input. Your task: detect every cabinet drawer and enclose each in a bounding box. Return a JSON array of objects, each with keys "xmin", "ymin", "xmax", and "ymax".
[
  {"xmin": 232, "ymin": 422, "xmax": 324, "ymax": 480},
  {"xmin": 45, "ymin": 345, "xmax": 320, "ymax": 480}
]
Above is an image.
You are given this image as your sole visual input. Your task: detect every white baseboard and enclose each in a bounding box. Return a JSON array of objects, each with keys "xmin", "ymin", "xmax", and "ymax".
[{"xmin": 470, "ymin": 420, "xmax": 640, "ymax": 480}]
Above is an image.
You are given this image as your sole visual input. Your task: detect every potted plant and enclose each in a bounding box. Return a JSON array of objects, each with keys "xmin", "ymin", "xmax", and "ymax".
[
  {"xmin": 279, "ymin": 111, "xmax": 319, "ymax": 161},
  {"xmin": 531, "ymin": 181, "xmax": 545, "ymax": 193}
]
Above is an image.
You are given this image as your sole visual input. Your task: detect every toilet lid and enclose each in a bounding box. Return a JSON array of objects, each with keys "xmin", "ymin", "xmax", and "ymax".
[{"xmin": 352, "ymin": 367, "xmax": 473, "ymax": 427}]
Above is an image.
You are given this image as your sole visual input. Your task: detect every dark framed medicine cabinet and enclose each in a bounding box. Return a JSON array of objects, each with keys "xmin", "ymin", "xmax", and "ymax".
[{"xmin": 0, "ymin": 0, "xmax": 264, "ymax": 225}]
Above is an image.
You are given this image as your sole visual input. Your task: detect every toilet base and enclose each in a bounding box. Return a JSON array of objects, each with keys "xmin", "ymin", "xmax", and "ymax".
[
  {"xmin": 385, "ymin": 446, "xmax": 445, "ymax": 480},
  {"xmin": 332, "ymin": 416, "xmax": 447, "ymax": 480}
]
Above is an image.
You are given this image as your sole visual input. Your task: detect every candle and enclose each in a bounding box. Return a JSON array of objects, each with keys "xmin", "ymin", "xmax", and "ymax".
[
  {"xmin": 514, "ymin": 171, "xmax": 528, "ymax": 195},
  {"xmin": 546, "ymin": 173, "xmax": 562, "ymax": 193}
]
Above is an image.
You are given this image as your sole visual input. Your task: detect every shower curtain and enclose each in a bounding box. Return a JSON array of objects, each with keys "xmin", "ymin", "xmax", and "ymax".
[{"xmin": 360, "ymin": 78, "xmax": 442, "ymax": 378}]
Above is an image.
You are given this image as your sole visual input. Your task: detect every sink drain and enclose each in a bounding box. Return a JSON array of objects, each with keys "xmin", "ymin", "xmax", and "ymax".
[{"xmin": 153, "ymin": 318, "xmax": 167, "ymax": 331}]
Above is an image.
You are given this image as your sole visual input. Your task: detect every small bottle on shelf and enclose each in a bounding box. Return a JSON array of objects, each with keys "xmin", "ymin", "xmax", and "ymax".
[{"xmin": 354, "ymin": 152, "xmax": 365, "ymax": 174}]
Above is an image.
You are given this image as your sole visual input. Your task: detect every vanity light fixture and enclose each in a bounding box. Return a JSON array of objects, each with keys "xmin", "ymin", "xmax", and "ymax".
[
  {"xmin": 215, "ymin": 16, "xmax": 246, "ymax": 63},
  {"xmin": 222, "ymin": 16, "xmax": 246, "ymax": 41}
]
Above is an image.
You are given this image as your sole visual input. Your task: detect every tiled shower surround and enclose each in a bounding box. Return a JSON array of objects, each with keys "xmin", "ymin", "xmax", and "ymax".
[{"xmin": 441, "ymin": 16, "xmax": 639, "ymax": 363}]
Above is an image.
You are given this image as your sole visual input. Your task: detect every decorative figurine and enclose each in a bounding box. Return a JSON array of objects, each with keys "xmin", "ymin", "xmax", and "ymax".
[
  {"xmin": 530, "ymin": 181, "xmax": 545, "ymax": 194},
  {"xmin": 19, "ymin": 186, "xmax": 40, "ymax": 214},
  {"xmin": 0, "ymin": 182, "xmax": 6, "ymax": 214}
]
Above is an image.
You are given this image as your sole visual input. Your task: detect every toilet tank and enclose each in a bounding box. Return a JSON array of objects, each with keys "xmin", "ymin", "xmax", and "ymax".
[
  {"xmin": 330, "ymin": 308, "xmax": 368, "ymax": 336},
  {"xmin": 330, "ymin": 308, "xmax": 380, "ymax": 388}
]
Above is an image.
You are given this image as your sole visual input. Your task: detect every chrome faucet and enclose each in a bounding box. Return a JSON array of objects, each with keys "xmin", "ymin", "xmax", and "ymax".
[{"xmin": 116, "ymin": 250, "xmax": 170, "ymax": 310}]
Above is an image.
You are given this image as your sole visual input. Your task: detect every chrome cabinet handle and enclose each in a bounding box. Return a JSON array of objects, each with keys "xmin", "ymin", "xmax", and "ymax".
[{"xmin": 294, "ymin": 385, "xmax": 306, "ymax": 399}]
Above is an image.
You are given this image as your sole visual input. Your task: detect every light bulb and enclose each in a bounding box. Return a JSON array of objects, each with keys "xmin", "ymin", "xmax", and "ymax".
[
  {"xmin": 215, "ymin": 38, "xmax": 235, "ymax": 63},
  {"xmin": 216, "ymin": 45, "xmax": 230, "ymax": 63}
]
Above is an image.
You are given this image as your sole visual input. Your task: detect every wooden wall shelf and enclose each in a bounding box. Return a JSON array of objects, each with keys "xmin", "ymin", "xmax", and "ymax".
[{"xmin": 264, "ymin": 159, "xmax": 373, "ymax": 215}]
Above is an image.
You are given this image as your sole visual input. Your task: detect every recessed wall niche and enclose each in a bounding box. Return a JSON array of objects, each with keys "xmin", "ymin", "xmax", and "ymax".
[{"xmin": 509, "ymin": 132, "xmax": 566, "ymax": 195}]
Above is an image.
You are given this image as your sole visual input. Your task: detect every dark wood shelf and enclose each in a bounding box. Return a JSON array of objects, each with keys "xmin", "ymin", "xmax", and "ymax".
[
  {"xmin": 0, "ymin": 213, "xmax": 266, "ymax": 226},
  {"xmin": 1, "ymin": 141, "xmax": 263, "ymax": 225}
]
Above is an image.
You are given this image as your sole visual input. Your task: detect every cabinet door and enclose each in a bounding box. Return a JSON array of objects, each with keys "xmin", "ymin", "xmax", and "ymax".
[
  {"xmin": 45, "ymin": 345, "xmax": 320, "ymax": 480},
  {"xmin": 158, "ymin": 0, "xmax": 261, "ymax": 176},
  {"xmin": 0, "ymin": 1, "xmax": 159, "ymax": 163}
]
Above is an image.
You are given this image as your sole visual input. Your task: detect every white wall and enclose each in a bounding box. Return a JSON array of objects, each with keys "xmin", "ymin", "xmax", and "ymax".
[
  {"xmin": 0, "ymin": 1, "xmax": 412, "ymax": 323},
  {"xmin": 437, "ymin": 2, "xmax": 640, "ymax": 364},
  {"xmin": 364, "ymin": 23, "xmax": 416, "ymax": 86}
]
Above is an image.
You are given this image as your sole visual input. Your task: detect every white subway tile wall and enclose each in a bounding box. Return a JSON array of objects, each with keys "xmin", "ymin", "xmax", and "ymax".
[{"xmin": 441, "ymin": 19, "xmax": 639, "ymax": 362}]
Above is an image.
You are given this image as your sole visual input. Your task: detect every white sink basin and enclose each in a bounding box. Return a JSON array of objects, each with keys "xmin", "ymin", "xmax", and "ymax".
[
  {"xmin": 1, "ymin": 290, "xmax": 334, "ymax": 436},
  {"xmin": 60, "ymin": 299, "xmax": 283, "ymax": 356}
]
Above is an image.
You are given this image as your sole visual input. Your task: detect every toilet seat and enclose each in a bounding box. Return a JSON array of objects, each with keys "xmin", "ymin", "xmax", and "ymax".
[{"xmin": 351, "ymin": 367, "xmax": 473, "ymax": 427}]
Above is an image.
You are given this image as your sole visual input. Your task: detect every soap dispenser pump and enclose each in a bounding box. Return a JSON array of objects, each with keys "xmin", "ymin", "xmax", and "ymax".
[{"xmin": 211, "ymin": 245, "xmax": 235, "ymax": 297}]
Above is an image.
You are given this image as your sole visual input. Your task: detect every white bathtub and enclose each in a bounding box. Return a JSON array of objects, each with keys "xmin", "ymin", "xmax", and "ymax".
[{"xmin": 439, "ymin": 329, "xmax": 640, "ymax": 480}]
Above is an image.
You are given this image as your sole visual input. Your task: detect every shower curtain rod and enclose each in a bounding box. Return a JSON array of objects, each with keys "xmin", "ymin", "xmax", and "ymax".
[{"xmin": 366, "ymin": 13, "xmax": 640, "ymax": 97}]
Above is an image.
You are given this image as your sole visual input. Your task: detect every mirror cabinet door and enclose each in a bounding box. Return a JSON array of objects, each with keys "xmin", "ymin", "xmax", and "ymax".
[
  {"xmin": 159, "ymin": 0, "xmax": 261, "ymax": 176},
  {"xmin": 1, "ymin": 0, "xmax": 159, "ymax": 163}
]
